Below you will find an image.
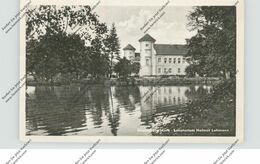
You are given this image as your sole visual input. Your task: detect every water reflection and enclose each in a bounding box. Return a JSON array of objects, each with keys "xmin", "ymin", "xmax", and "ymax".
[{"xmin": 26, "ymin": 84, "xmax": 212, "ymax": 136}]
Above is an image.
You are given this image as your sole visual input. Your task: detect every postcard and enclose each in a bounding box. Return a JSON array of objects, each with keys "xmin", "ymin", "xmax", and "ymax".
[{"xmin": 20, "ymin": 0, "xmax": 244, "ymax": 143}]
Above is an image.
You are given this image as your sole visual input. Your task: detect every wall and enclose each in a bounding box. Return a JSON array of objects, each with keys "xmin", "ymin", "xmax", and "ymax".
[
  {"xmin": 156, "ymin": 55, "xmax": 189, "ymax": 75},
  {"xmin": 139, "ymin": 41, "xmax": 153, "ymax": 76},
  {"xmin": 124, "ymin": 49, "xmax": 135, "ymax": 60}
]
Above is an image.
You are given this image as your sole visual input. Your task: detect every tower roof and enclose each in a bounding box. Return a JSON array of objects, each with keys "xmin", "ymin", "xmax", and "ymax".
[
  {"xmin": 123, "ymin": 44, "xmax": 136, "ymax": 51},
  {"xmin": 138, "ymin": 34, "xmax": 156, "ymax": 42}
]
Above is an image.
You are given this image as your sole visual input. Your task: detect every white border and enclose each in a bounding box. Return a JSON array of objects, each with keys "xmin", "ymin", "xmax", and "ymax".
[{"xmin": 20, "ymin": 0, "xmax": 244, "ymax": 143}]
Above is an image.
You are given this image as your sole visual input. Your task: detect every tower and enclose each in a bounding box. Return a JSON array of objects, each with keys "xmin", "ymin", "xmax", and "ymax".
[
  {"xmin": 123, "ymin": 44, "xmax": 136, "ymax": 61},
  {"xmin": 139, "ymin": 34, "xmax": 156, "ymax": 76}
]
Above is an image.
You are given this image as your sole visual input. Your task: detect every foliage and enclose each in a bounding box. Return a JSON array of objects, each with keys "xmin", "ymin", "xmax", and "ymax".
[
  {"xmin": 114, "ymin": 57, "xmax": 132, "ymax": 78},
  {"xmin": 131, "ymin": 62, "xmax": 141, "ymax": 75},
  {"xmin": 104, "ymin": 23, "xmax": 121, "ymax": 77},
  {"xmin": 26, "ymin": 5, "xmax": 120, "ymax": 82},
  {"xmin": 152, "ymin": 79, "xmax": 236, "ymax": 136},
  {"xmin": 185, "ymin": 64, "xmax": 198, "ymax": 77},
  {"xmin": 88, "ymin": 35, "xmax": 110, "ymax": 78},
  {"xmin": 114, "ymin": 57, "xmax": 141, "ymax": 78},
  {"xmin": 26, "ymin": 30, "xmax": 86, "ymax": 82},
  {"xmin": 26, "ymin": 5, "xmax": 98, "ymax": 41},
  {"xmin": 186, "ymin": 6, "xmax": 236, "ymax": 79}
]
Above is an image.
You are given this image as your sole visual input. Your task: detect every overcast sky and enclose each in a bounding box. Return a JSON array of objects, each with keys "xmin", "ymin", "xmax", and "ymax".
[{"xmin": 95, "ymin": 6, "xmax": 197, "ymax": 55}]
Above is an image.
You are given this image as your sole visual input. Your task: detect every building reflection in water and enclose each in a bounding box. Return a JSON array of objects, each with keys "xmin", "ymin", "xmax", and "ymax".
[
  {"xmin": 26, "ymin": 84, "xmax": 212, "ymax": 136},
  {"xmin": 139, "ymin": 86, "xmax": 191, "ymax": 127}
]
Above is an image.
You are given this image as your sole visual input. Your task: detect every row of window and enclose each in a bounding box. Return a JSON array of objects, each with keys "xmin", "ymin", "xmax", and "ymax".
[
  {"xmin": 145, "ymin": 57, "xmax": 186, "ymax": 66},
  {"xmin": 157, "ymin": 96, "xmax": 187, "ymax": 105},
  {"xmin": 158, "ymin": 57, "xmax": 185, "ymax": 64},
  {"xmin": 158, "ymin": 68, "xmax": 181, "ymax": 74},
  {"xmin": 157, "ymin": 87, "xmax": 181, "ymax": 94}
]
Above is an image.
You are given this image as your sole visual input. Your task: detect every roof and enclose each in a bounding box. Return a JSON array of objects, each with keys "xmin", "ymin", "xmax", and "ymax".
[
  {"xmin": 138, "ymin": 34, "xmax": 156, "ymax": 42},
  {"xmin": 154, "ymin": 44, "xmax": 188, "ymax": 55},
  {"xmin": 123, "ymin": 44, "xmax": 136, "ymax": 51}
]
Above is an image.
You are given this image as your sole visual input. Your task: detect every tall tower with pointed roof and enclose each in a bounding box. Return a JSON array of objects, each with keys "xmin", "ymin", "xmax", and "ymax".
[
  {"xmin": 139, "ymin": 34, "xmax": 156, "ymax": 76},
  {"xmin": 123, "ymin": 44, "xmax": 136, "ymax": 61}
]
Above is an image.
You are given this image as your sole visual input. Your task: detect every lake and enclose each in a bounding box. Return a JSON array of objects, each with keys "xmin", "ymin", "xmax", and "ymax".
[{"xmin": 26, "ymin": 84, "xmax": 213, "ymax": 136}]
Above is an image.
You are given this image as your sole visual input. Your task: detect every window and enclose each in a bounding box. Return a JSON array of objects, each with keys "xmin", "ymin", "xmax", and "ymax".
[
  {"xmin": 146, "ymin": 44, "xmax": 149, "ymax": 47},
  {"xmin": 178, "ymin": 68, "xmax": 181, "ymax": 73},
  {"xmin": 182, "ymin": 57, "xmax": 185, "ymax": 63},
  {"xmin": 146, "ymin": 58, "xmax": 149, "ymax": 65},
  {"xmin": 173, "ymin": 58, "xmax": 176, "ymax": 63},
  {"xmin": 178, "ymin": 58, "xmax": 181, "ymax": 64},
  {"xmin": 158, "ymin": 68, "xmax": 161, "ymax": 74},
  {"xmin": 169, "ymin": 68, "xmax": 172, "ymax": 73},
  {"xmin": 169, "ymin": 58, "xmax": 172, "ymax": 63},
  {"xmin": 164, "ymin": 68, "xmax": 167, "ymax": 74},
  {"xmin": 158, "ymin": 57, "xmax": 161, "ymax": 63},
  {"xmin": 164, "ymin": 58, "xmax": 167, "ymax": 63}
]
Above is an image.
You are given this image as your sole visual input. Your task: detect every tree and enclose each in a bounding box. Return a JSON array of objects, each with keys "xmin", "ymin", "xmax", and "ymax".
[
  {"xmin": 114, "ymin": 57, "xmax": 131, "ymax": 78},
  {"xmin": 26, "ymin": 5, "xmax": 111, "ymax": 81},
  {"xmin": 26, "ymin": 30, "xmax": 86, "ymax": 82},
  {"xmin": 186, "ymin": 6, "xmax": 236, "ymax": 79},
  {"xmin": 89, "ymin": 35, "xmax": 110, "ymax": 78},
  {"xmin": 104, "ymin": 23, "xmax": 120, "ymax": 78},
  {"xmin": 131, "ymin": 62, "xmax": 140, "ymax": 75},
  {"xmin": 26, "ymin": 5, "xmax": 99, "ymax": 41}
]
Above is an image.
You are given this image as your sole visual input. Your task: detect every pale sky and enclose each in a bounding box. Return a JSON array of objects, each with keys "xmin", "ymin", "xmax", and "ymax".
[{"xmin": 94, "ymin": 6, "xmax": 197, "ymax": 55}]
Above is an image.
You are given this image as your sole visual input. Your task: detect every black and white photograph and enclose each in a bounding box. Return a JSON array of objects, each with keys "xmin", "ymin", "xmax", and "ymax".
[{"xmin": 20, "ymin": 0, "xmax": 244, "ymax": 142}]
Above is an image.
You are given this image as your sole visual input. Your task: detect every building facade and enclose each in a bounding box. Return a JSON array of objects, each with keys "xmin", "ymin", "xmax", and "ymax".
[{"xmin": 123, "ymin": 34, "xmax": 189, "ymax": 76}]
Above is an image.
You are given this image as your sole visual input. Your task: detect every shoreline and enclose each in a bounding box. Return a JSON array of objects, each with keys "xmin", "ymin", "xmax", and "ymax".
[{"xmin": 26, "ymin": 77, "xmax": 222, "ymax": 86}]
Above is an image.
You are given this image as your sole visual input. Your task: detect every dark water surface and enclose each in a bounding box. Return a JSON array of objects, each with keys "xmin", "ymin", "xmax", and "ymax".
[{"xmin": 26, "ymin": 85, "xmax": 213, "ymax": 136}]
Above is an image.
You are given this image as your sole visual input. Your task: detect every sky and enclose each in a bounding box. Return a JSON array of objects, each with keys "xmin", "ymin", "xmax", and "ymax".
[{"xmin": 94, "ymin": 6, "xmax": 197, "ymax": 55}]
